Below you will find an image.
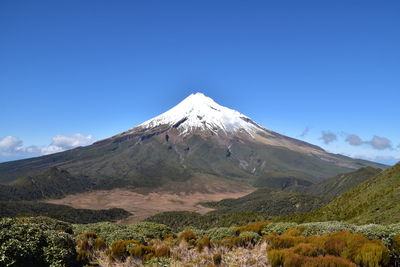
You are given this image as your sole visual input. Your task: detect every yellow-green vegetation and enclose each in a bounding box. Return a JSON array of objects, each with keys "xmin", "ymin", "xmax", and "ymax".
[
  {"xmin": 3, "ymin": 216, "xmax": 400, "ymax": 266},
  {"xmin": 278, "ymin": 163, "xmax": 400, "ymax": 224},
  {"xmin": 145, "ymin": 210, "xmax": 269, "ymax": 230},
  {"xmin": 70, "ymin": 218, "xmax": 400, "ymax": 266},
  {"xmin": 76, "ymin": 232, "xmax": 107, "ymax": 263},
  {"xmin": 301, "ymin": 166, "xmax": 382, "ymax": 201},
  {"xmin": 202, "ymin": 187, "xmax": 325, "ymax": 216},
  {"xmin": 265, "ymin": 229, "xmax": 390, "ymax": 267},
  {"xmin": 178, "ymin": 230, "xmax": 198, "ymax": 245},
  {"xmin": 71, "ymin": 220, "xmax": 400, "ymax": 266},
  {"xmin": 196, "ymin": 236, "xmax": 211, "ymax": 251},
  {"xmin": 234, "ymin": 221, "xmax": 270, "ymax": 235}
]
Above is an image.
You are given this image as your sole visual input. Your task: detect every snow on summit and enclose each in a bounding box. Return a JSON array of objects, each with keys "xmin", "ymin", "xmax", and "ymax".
[{"xmin": 139, "ymin": 93, "xmax": 263, "ymax": 135}]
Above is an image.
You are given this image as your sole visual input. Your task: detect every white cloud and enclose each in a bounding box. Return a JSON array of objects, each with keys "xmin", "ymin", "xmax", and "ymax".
[
  {"xmin": 0, "ymin": 134, "xmax": 95, "ymax": 158},
  {"xmin": 51, "ymin": 133, "xmax": 93, "ymax": 148},
  {"xmin": 41, "ymin": 133, "xmax": 94, "ymax": 155},
  {"xmin": 0, "ymin": 136, "xmax": 23, "ymax": 155}
]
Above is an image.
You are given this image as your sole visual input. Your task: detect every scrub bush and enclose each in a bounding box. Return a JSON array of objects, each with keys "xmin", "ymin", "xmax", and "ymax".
[{"xmin": 0, "ymin": 217, "xmax": 77, "ymax": 267}]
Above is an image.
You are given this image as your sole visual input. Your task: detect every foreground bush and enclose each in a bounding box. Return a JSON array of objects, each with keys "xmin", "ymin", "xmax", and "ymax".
[
  {"xmin": 205, "ymin": 226, "xmax": 236, "ymax": 240},
  {"xmin": 234, "ymin": 221, "xmax": 269, "ymax": 235},
  {"xmin": 127, "ymin": 221, "xmax": 172, "ymax": 240},
  {"xmin": 262, "ymin": 221, "xmax": 400, "ymax": 263},
  {"xmin": 265, "ymin": 230, "xmax": 390, "ymax": 267},
  {"xmin": 0, "ymin": 217, "xmax": 77, "ymax": 267}
]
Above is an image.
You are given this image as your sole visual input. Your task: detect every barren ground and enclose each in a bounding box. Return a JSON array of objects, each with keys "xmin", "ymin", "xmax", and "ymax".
[{"xmin": 45, "ymin": 175, "xmax": 254, "ymax": 223}]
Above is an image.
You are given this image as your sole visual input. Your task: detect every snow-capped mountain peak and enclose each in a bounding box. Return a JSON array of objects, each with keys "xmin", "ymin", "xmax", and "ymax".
[{"xmin": 139, "ymin": 92, "xmax": 263, "ymax": 135}]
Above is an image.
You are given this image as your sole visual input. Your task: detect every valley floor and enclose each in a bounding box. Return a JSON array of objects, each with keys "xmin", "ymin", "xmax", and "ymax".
[{"xmin": 45, "ymin": 188, "xmax": 254, "ymax": 223}]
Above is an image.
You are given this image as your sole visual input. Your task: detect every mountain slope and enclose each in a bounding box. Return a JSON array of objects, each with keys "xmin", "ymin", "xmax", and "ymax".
[
  {"xmin": 0, "ymin": 93, "xmax": 386, "ymax": 200},
  {"xmin": 278, "ymin": 162, "xmax": 400, "ymax": 224},
  {"xmin": 201, "ymin": 167, "xmax": 382, "ymax": 217},
  {"xmin": 0, "ymin": 168, "xmax": 92, "ymax": 201},
  {"xmin": 202, "ymin": 187, "xmax": 324, "ymax": 216},
  {"xmin": 288, "ymin": 166, "xmax": 382, "ymax": 201}
]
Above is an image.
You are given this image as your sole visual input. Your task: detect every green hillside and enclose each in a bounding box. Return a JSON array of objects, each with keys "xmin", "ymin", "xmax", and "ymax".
[
  {"xmin": 0, "ymin": 167, "xmax": 92, "ymax": 201},
  {"xmin": 290, "ymin": 166, "xmax": 382, "ymax": 201},
  {"xmin": 201, "ymin": 167, "xmax": 381, "ymax": 217},
  {"xmin": 0, "ymin": 201, "xmax": 131, "ymax": 223},
  {"xmin": 202, "ymin": 187, "xmax": 324, "ymax": 216},
  {"xmin": 277, "ymin": 162, "xmax": 400, "ymax": 224}
]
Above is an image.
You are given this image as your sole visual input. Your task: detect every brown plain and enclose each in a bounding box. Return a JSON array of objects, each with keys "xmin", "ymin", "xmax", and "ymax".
[{"xmin": 45, "ymin": 174, "xmax": 254, "ymax": 223}]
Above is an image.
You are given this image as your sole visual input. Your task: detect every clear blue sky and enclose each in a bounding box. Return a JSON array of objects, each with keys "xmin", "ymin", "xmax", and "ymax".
[{"xmin": 1, "ymin": 0, "xmax": 399, "ymax": 164}]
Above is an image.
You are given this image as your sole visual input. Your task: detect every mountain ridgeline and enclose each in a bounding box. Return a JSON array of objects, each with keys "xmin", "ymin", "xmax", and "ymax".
[
  {"xmin": 277, "ymin": 162, "xmax": 400, "ymax": 224},
  {"xmin": 0, "ymin": 93, "xmax": 386, "ymax": 201},
  {"xmin": 200, "ymin": 166, "xmax": 382, "ymax": 216}
]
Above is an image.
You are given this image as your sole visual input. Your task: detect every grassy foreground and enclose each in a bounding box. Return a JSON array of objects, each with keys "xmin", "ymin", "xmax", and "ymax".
[{"xmin": 2, "ymin": 216, "xmax": 400, "ymax": 266}]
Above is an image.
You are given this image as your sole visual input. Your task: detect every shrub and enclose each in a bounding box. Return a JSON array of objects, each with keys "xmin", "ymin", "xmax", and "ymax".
[
  {"xmin": 220, "ymin": 233, "xmax": 260, "ymax": 248},
  {"xmin": 262, "ymin": 222, "xmax": 298, "ymax": 235},
  {"xmin": 283, "ymin": 251, "xmax": 305, "ymax": 267},
  {"xmin": 291, "ymin": 243, "xmax": 322, "ymax": 257},
  {"xmin": 392, "ymin": 234, "xmax": 400, "ymax": 257},
  {"xmin": 76, "ymin": 232, "xmax": 107, "ymax": 262},
  {"xmin": 354, "ymin": 241, "xmax": 390, "ymax": 267},
  {"xmin": 264, "ymin": 234, "xmax": 307, "ymax": 249},
  {"xmin": 239, "ymin": 231, "xmax": 261, "ymax": 245},
  {"xmin": 205, "ymin": 227, "xmax": 236, "ymax": 240},
  {"xmin": 196, "ymin": 236, "xmax": 211, "ymax": 251},
  {"xmin": 267, "ymin": 249, "xmax": 286, "ymax": 267},
  {"xmin": 354, "ymin": 223, "xmax": 400, "ymax": 245},
  {"xmin": 130, "ymin": 244, "xmax": 156, "ymax": 260},
  {"xmin": 213, "ymin": 253, "xmax": 222, "ymax": 265},
  {"xmin": 154, "ymin": 246, "xmax": 170, "ymax": 258},
  {"xmin": 324, "ymin": 238, "xmax": 346, "ymax": 256},
  {"xmin": 17, "ymin": 216, "xmax": 73, "ymax": 234},
  {"xmin": 128, "ymin": 222, "xmax": 172, "ymax": 241},
  {"xmin": 0, "ymin": 217, "xmax": 77, "ymax": 267},
  {"xmin": 302, "ymin": 255, "xmax": 356, "ymax": 267},
  {"xmin": 177, "ymin": 230, "xmax": 197, "ymax": 245},
  {"xmin": 42, "ymin": 230, "xmax": 77, "ymax": 267},
  {"xmin": 94, "ymin": 238, "xmax": 107, "ymax": 250},
  {"xmin": 107, "ymin": 240, "xmax": 139, "ymax": 262},
  {"xmin": 265, "ymin": 228, "xmax": 392, "ymax": 267},
  {"xmin": 300, "ymin": 222, "xmax": 355, "ymax": 236},
  {"xmin": 234, "ymin": 221, "xmax": 269, "ymax": 235},
  {"xmin": 285, "ymin": 228, "xmax": 303, "ymax": 236}
]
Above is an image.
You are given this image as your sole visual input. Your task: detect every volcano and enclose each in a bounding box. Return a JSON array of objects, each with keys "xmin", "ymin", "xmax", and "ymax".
[{"xmin": 0, "ymin": 93, "xmax": 385, "ymax": 201}]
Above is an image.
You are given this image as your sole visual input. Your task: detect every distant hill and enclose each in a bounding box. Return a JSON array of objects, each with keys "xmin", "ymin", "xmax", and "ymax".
[
  {"xmin": 0, "ymin": 201, "xmax": 131, "ymax": 223},
  {"xmin": 202, "ymin": 187, "xmax": 324, "ymax": 216},
  {"xmin": 277, "ymin": 162, "xmax": 400, "ymax": 224},
  {"xmin": 289, "ymin": 166, "xmax": 382, "ymax": 201},
  {"xmin": 0, "ymin": 167, "xmax": 91, "ymax": 201},
  {"xmin": 202, "ymin": 167, "xmax": 382, "ymax": 217}
]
